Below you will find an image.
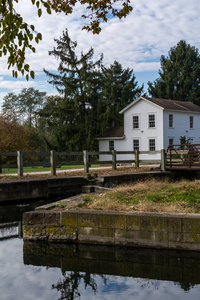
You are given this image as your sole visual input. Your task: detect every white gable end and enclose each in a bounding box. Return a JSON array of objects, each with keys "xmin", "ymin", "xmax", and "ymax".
[{"xmin": 123, "ymin": 98, "xmax": 164, "ymax": 153}]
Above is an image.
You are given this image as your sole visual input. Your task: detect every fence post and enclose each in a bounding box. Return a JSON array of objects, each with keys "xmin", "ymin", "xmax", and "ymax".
[
  {"xmin": 50, "ymin": 150, "xmax": 56, "ymax": 176},
  {"xmin": 112, "ymin": 150, "xmax": 116, "ymax": 170},
  {"xmin": 161, "ymin": 149, "xmax": 166, "ymax": 172},
  {"xmin": 135, "ymin": 150, "xmax": 139, "ymax": 168},
  {"xmin": 17, "ymin": 151, "xmax": 23, "ymax": 176},
  {"xmin": 83, "ymin": 150, "xmax": 89, "ymax": 173}
]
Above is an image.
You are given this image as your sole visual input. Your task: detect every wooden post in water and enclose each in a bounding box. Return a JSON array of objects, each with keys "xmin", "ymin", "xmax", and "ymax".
[
  {"xmin": 112, "ymin": 150, "xmax": 116, "ymax": 170},
  {"xmin": 135, "ymin": 150, "xmax": 139, "ymax": 168},
  {"xmin": 83, "ymin": 150, "xmax": 89, "ymax": 173},
  {"xmin": 17, "ymin": 151, "xmax": 23, "ymax": 176},
  {"xmin": 161, "ymin": 149, "xmax": 166, "ymax": 171},
  {"xmin": 50, "ymin": 150, "xmax": 56, "ymax": 176}
]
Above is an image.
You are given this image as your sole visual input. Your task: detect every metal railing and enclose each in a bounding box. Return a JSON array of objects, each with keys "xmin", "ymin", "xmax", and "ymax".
[{"xmin": 166, "ymin": 144, "xmax": 200, "ymax": 170}]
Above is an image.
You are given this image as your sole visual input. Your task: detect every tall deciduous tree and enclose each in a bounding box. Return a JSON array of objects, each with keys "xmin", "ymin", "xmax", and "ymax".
[
  {"xmin": 44, "ymin": 29, "xmax": 103, "ymax": 151},
  {"xmin": 100, "ymin": 61, "xmax": 144, "ymax": 130},
  {"xmin": 0, "ymin": 114, "xmax": 31, "ymax": 152},
  {"xmin": 0, "ymin": 0, "xmax": 132, "ymax": 78},
  {"xmin": 148, "ymin": 40, "xmax": 200, "ymax": 104},
  {"xmin": 2, "ymin": 88, "xmax": 46, "ymax": 128}
]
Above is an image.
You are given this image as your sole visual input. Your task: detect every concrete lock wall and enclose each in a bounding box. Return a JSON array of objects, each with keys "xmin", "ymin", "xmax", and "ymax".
[
  {"xmin": 0, "ymin": 177, "xmax": 87, "ymax": 203},
  {"xmin": 23, "ymin": 210, "xmax": 200, "ymax": 251}
]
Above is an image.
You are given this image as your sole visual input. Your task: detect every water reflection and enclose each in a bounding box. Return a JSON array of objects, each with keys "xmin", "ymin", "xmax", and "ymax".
[
  {"xmin": 23, "ymin": 242, "xmax": 200, "ymax": 299},
  {"xmin": 1, "ymin": 200, "xmax": 200, "ymax": 300},
  {"xmin": 0, "ymin": 221, "xmax": 22, "ymax": 240}
]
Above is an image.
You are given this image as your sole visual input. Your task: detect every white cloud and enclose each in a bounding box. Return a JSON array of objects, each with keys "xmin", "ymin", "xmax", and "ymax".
[{"xmin": 0, "ymin": 0, "xmax": 200, "ymax": 101}]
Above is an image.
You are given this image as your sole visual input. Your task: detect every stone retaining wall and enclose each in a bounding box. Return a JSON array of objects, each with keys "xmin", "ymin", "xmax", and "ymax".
[
  {"xmin": 0, "ymin": 177, "xmax": 87, "ymax": 203},
  {"xmin": 23, "ymin": 209, "xmax": 200, "ymax": 251}
]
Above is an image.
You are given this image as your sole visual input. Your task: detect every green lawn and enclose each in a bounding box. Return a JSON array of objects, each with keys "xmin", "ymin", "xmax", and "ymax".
[
  {"xmin": 82, "ymin": 179, "xmax": 200, "ymax": 214},
  {"xmin": 1, "ymin": 165, "xmax": 93, "ymax": 174}
]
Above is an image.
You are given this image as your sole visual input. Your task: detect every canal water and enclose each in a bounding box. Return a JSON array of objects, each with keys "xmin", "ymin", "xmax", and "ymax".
[{"xmin": 1, "ymin": 201, "xmax": 200, "ymax": 300}]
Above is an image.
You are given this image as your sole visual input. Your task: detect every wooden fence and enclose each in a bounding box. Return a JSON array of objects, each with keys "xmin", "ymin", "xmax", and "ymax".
[{"xmin": 0, "ymin": 149, "xmax": 165, "ymax": 176}]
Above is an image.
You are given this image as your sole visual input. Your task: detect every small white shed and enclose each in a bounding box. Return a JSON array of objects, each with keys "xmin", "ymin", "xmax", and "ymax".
[{"xmin": 97, "ymin": 96, "xmax": 200, "ymax": 162}]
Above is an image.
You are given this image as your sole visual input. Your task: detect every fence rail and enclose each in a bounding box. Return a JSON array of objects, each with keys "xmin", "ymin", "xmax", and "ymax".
[{"xmin": 0, "ymin": 149, "xmax": 163, "ymax": 176}]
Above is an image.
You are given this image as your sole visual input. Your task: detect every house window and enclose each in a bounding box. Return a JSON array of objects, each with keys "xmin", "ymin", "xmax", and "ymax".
[
  {"xmin": 148, "ymin": 114, "xmax": 155, "ymax": 128},
  {"xmin": 149, "ymin": 139, "xmax": 156, "ymax": 151},
  {"xmin": 190, "ymin": 116, "xmax": 194, "ymax": 129},
  {"xmin": 169, "ymin": 114, "xmax": 173, "ymax": 128},
  {"xmin": 169, "ymin": 138, "xmax": 174, "ymax": 146},
  {"xmin": 109, "ymin": 141, "xmax": 114, "ymax": 151},
  {"xmin": 133, "ymin": 115, "xmax": 139, "ymax": 129},
  {"xmin": 133, "ymin": 139, "xmax": 139, "ymax": 151},
  {"xmin": 189, "ymin": 138, "xmax": 193, "ymax": 144}
]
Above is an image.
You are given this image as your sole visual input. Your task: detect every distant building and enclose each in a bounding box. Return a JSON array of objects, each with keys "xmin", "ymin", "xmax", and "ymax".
[{"xmin": 97, "ymin": 96, "xmax": 200, "ymax": 161}]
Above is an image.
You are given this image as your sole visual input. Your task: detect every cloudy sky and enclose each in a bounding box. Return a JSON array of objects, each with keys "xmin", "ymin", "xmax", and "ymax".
[{"xmin": 0, "ymin": 0, "xmax": 200, "ymax": 107}]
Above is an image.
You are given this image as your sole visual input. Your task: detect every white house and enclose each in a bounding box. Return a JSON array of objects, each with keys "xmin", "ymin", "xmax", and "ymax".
[{"xmin": 97, "ymin": 96, "xmax": 200, "ymax": 162}]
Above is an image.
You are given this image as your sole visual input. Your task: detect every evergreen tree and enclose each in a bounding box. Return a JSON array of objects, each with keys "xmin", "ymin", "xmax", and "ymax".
[
  {"xmin": 44, "ymin": 29, "xmax": 103, "ymax": 151},
  {"xmin": 101, "ymin": 61, "xmax": 144, "ymax": 130},
  {"xmin": 148, "ymin": 40, "xmax": 200, "ymax": 104},
  {"xmin": 38, "ymin": 95, "xmax": 79, "ymax": 151}
]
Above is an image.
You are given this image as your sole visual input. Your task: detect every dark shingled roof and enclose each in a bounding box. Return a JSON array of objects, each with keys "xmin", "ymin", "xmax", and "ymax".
[
  {"xmin": 96, "ymin": 126, "xmax": 124, "ymax": 139},
  {"xmin": 143, "ymin": 97, "xmax": 200, "ymax": 112}
]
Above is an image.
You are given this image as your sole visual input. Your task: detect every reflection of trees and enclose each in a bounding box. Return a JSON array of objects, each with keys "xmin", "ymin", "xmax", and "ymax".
[
  {"xmin": 52, "ymin": 271, "xmax": 107, "ymax": 300},
  {"xmin": 175, "ymin": 281, "xmax": 195, "ymax": 292}
]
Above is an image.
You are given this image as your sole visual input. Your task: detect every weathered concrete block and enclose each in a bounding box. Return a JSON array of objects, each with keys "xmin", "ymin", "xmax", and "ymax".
[
  {"xmin": 61, "ymin": 211, "xmax": 78, "ymax": 226},
  {"xmin": 23, "ymin": 211, "xmax": 45, "ymax": 225},
  {"xmin": 169, "ymin": 232, "xmax": 183, "ymax": 243},
  {"xmin": 78, "ymin": 227, "xmax": 115, "ymax": 244},
  {"xmin": 23, "ymin": 225, "xmax": 47, "ymax": 241},
  {"xmin": 115, "ymin": 229, "xmax": 169, "ymax": 248},
  {"xmin": 183, "ymin": 232, "xmax": 200, "ymax": 243},
  {"xmin": 127, "ymin": 213, "xmax": 168, "ymax": 232},
  {"xmin": 78, "ymin": 211, "xmax": 126, "ymax": 229},
  {"xmin": 43, "ymin": 212, "xmax": 60, "ymax": 225},
  {"xmin": 132, "ymin": 230, "xmax": 169, "ymax": 248},
  {"xmin": 47, "ymin": 225, "xmax": 77, "ymax": 241},
  {"xmin": 167, "ymin": 216, "xmax": 182, "ymax": 232},
  {"xmin": 77, "ymin": 211, "xmax": 101, "ymax": 228},
  {"xmin": 182, "ymin": 216, "xmax": 200, "ymax": 233},
  {"xmin": 0, "ymin": 176, "xmax": 87, "ymax": 203}
]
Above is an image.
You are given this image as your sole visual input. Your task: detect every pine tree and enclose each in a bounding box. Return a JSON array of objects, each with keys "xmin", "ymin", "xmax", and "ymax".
[
  {"xmin": 44, "ymin": 29, "xmax": 103, "ymax": 151},
  {"xmin": 148, "ymin": 40, "xmax": 200, "ymax": 104},
  {"xmin": 101, "ymin": 61, "xmax": 144, "ymax": 130}
]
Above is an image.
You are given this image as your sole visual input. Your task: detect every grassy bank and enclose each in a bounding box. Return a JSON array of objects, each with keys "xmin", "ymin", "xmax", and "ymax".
[{"xmin": 81, "ymin": 179, "xmax": 200, "ymax": 214}]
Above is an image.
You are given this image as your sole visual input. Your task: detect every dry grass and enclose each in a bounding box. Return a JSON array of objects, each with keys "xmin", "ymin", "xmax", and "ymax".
[{"xmin": 81, "ymin": 178, "xmax": 200, "ymax": 214}]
